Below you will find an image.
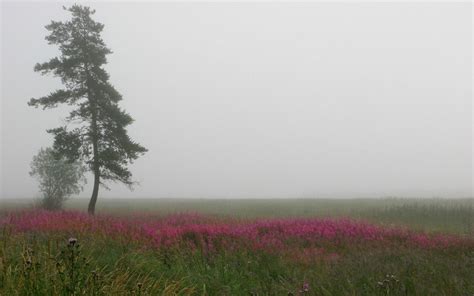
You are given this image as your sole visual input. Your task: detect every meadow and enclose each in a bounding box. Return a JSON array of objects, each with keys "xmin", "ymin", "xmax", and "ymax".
[{"xmin": 1, "ymin": 198, "xmax": 473, "ymax": 295}]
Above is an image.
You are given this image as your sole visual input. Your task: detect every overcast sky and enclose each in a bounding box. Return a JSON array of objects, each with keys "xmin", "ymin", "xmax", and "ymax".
[{"xmin": 1, "ymin": 2, "xmax": 472, "ymax": 199}]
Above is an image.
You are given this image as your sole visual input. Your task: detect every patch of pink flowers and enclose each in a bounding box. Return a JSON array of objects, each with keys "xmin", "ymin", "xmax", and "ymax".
[{"xmin": 2, "ymin": 210, "xmax": 473, "ymax": 257}]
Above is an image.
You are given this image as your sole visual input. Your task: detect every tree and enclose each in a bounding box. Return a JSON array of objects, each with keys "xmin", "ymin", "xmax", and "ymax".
[
  {"xmin": 28, "ymin": 5, "xmax": 147, "ymax": 215},
  {"xmin": 30, "ymin": 148, "xmax": 86, "ymax": 210}
]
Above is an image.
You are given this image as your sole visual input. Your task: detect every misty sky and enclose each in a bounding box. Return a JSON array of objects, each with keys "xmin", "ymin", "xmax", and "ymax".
[{"xmin": 1, "ymin": 2, "xmax": 472, "ymax": 199}]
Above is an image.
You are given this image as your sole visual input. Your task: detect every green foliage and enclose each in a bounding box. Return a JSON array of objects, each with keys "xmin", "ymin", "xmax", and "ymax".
[
  {"xmin": 0, "ymin": 232, "xmax": 194, "ymax": 295},
  {"xmin": 1, "ymin": 230, "xmax": 472, "ymax": 295},
  {"xmin": 1, "ymin": 200, "xmax": 472, "ymax": 294},
  {"xmin": 29, "ymin": 148, "xmax": 86, "ymax": 210}
]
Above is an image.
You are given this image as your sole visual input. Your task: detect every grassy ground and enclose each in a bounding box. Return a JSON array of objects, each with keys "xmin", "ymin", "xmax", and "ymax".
[
  {"xmin": 2, "ymin": 231, "xmax": 473, "ymax": 295},
  {"xmin": 2, "ymin": 198, "xmax": 473, "ymax": 234},
  {"xmin": 1, "ymin": 198, "xmax": 473, "ymax": 295}
]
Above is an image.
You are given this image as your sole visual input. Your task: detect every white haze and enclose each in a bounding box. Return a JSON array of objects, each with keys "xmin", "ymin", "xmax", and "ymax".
[{"xmin": 1, "ymin": 2, "xmax": 472, "ymax": 199}]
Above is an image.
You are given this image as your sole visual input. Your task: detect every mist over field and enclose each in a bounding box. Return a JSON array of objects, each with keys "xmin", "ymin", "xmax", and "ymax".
[
  {"xmin": 1, "ymin": 2, "xmax": 472, "ymax": 200},
  {"xmin": 1, "ymin": 2, "xmax": 474, "ymax": 295}
]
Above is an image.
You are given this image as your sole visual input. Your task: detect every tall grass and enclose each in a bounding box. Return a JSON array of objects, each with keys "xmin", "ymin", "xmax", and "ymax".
[
  {"xmin": 2, "ymin": 198, "xmax": 472, "ymax": 234},
  {"xmin": 1, "ymin": 209, "xmax": 473, "ymax": 295}
]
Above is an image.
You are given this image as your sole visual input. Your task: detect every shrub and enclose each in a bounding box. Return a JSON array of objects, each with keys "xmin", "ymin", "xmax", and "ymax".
[{"xmin": 29, "ymin": 148, "xmax": 86, "ymax": 210}]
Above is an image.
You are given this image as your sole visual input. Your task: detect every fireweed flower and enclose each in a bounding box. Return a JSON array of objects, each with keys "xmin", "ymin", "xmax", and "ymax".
[{"xmin": 2, "ymin": 210, "xmax": 473, "ymax": 258}]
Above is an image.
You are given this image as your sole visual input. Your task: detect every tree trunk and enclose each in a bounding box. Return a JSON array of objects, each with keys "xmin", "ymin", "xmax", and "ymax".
[
  {"xmin": 87, "ymin": 68, "xmax": 100, "ymax": 215},
  {"xmin": 88, "ymin": 168, "xmax": 99, "ymax": 215},
  {"xmin": 87, "ymin": 112, "xmax": 100, "ymax": 214},
  {"xmin": 87, "ymin": 116, "xmax": 100, "ymax": 215}
]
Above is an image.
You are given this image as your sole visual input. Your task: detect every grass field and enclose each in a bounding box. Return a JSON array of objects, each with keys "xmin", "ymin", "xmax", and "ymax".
[
  {"xmin": 1, "ymin": 198, "xmax": 473, "ymax": 295},
  {"xmin": 2, "ymin": 198, "xmax": 473, "ymax": 234}
]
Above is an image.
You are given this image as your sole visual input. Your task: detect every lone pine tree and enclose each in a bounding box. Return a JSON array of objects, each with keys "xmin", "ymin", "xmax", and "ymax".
[{"xmin": 29, "ymin": 5, "xmax": 147, "ymax": 215}]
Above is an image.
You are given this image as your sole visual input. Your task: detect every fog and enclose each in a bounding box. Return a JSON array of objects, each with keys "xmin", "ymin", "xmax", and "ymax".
[{"xmin": 1, "ymin": 2, "xmax": 472, "ymax": 199}]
